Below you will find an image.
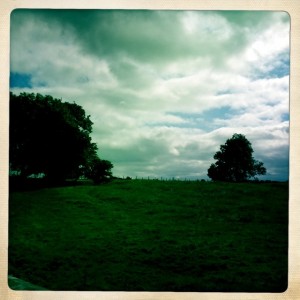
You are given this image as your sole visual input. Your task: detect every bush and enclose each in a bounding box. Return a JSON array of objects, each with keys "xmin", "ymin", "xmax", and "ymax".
[{"xmin": 85, "ymin": 158, "xmax": 113, "ymax": 184}]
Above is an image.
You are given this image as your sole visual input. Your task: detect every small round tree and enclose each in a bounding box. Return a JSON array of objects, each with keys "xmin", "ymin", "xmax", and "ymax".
[{"xmin": 207, "ymin": 133, "xmax": 266, "ymax": 182}]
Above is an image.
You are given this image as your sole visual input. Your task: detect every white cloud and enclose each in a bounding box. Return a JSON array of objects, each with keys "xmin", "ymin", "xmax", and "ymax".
[{"xmin": 181, "ymin": 11, "xmax": 234, "ymax": 41}]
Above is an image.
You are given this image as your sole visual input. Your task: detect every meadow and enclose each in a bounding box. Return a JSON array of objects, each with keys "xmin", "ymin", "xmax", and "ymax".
[{"xmin": 8, "ymin": 179, "xmax": 288, "ymax": 292}]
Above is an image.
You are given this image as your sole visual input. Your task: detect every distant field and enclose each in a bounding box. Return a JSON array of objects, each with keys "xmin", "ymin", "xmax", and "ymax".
[{"xmin": 8, "ymin": 179, "xmax": 288, "ymax": 292}]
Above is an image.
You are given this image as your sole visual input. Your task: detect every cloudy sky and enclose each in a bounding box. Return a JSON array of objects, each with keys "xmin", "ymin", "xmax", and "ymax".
[{"xmin": 10, "ymin": 10, "xmax": 290, "ymax": 181}]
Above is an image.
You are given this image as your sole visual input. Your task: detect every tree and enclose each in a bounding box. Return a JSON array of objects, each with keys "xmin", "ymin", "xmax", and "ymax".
[
  {"xmin": 9, "ymin": 92, "xmax": 112, "ymax": 183},
  {"xmin": 85, "ymin": 157, "xmax": 114, "ymax": 184},
  {"xmin": 207, "ymin": 133, "xmax": 266, "ymax": 182}
]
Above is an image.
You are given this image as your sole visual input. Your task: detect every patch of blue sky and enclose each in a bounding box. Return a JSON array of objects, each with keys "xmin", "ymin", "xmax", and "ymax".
[
  {"xmin": 253, "ymin": 52, "xmax": 290, "ymax": 80},
  {"xmin": 281, "ymin": 112, "xmax": 289, "ymax": 122},
  {"xmin": 261, "ymin": 154, "xmax": 289, "ymax": 181},
  {"xmin": 10, "ymin": 72, "xmax": 48, "ymax": 88},
  {"xmin": 10, "ymin": 72, "xmax": 32, "ymax": 88},
  {"xmin": 199, "ymin": 106, "xmax": 233, "ymax": 121},
  {"xmin": 266, "ymin": 61, "xmax": 290, "ymax": 79}
]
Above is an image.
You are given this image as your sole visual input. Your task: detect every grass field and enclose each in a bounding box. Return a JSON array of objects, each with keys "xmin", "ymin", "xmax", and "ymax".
[{"xmin": 8, "ymin": 179, "xmax": 288, "ymax": 292}]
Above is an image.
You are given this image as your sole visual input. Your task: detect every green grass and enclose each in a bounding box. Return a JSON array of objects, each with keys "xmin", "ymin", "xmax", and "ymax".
[{"xmin": 8, "ymin": 179, "xmax": 288, "ymax": 292}]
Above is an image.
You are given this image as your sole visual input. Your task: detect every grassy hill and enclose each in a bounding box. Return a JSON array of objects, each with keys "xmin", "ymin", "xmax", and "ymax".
[{"xmin": 8, "ymin": 179, "xmax": 288, "ymax": 292}]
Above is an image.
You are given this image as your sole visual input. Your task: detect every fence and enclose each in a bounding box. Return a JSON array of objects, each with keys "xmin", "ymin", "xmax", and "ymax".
[{"xmin": 119, "ymin": 176, "xmax": 206, "ymax": 182}]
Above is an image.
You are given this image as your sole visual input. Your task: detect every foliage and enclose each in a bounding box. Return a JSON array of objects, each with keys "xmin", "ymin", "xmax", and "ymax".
[
  {"xmin": 9, "ymin": 92, "xmax": 112, "ymax": 183},
  {"xmin": 9, "ymin": 180, "xmax": 288, "ymax": 291},
  {"xmin": 207, "ymin": 133, "xmax": 266, "ymax": 182},
  {"xmin": 85, "ymin": 157, "xmax": 114, "ymax": 184}
]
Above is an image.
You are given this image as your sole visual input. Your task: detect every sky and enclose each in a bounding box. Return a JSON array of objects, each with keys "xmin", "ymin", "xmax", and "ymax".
[{"xmin": 10, "ymin": 10, "xmax": 290, "ymax": 181}]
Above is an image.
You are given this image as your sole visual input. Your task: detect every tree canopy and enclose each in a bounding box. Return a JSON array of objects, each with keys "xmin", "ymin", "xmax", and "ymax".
[
  {"xmin": 10, "ymin": 92, "xmax": 112, "ymax": 183},
  {"xmin": 207, "ymin": 133, "xmax": 266, "ymax": 182}
]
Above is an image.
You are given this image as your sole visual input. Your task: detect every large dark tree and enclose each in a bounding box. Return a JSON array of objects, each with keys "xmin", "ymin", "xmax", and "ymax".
[
  {"xmin": 9, "ymin": 92, "xmax": 111, "ymax": 183},
  {"xmin": 207, "ymin": 133, "xmax": 266, "ymax": 182}
]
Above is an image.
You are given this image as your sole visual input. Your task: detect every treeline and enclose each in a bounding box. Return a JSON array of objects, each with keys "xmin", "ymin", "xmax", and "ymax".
[
  {"xmin": 9, "ymin": 92, "xmax": 269, "ymax": 187},
  {"xmin": 9, "ymin": 92, "xmax": 113, "ymax": 184}
]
